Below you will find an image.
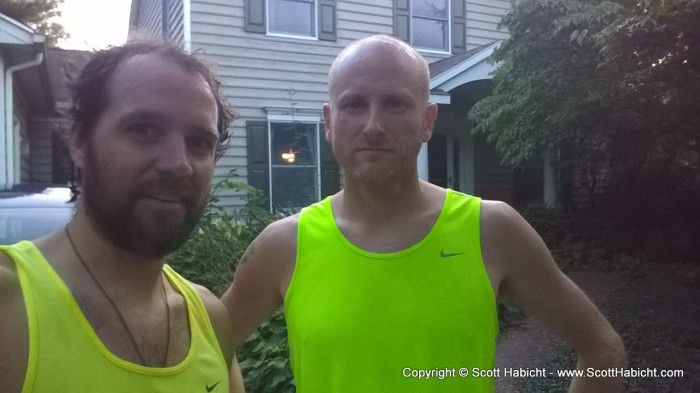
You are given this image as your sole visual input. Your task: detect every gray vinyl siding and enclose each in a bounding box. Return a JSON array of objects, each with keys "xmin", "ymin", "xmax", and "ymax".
[
  {"xmin": 167, "ymin": 0, "xmax": 185, "ymax": 44},
  {"xmin": 134, "ymin": 0, "xmax": 163, "ymax": 38},
  {"xmin": 466, "ymin": 0, "xmax": 509, "ymax": 49},
  {"xmin": 187, "ymin": 0, "xmax": 396, "ymax": 208},
  {"xmin": 29, "ymin": 120, "xmax": 56, "ymax": 183},
  {"xmin": 12, "ymin": 90, "xmax": 32, "ymax": 182},
  {"xmin": 132, "ymin": 0, "xmax": 184, "ymax": 43},
  {"xmin": 132, "ymin": 0, "xmax": 511, "ymax": 208},
  {"xmin": 12, "ymin": 86, "xmax": 59, "ymax": 184}
]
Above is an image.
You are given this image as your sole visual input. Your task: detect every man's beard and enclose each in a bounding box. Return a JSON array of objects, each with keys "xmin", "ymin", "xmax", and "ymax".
[{"xmin": 80, "ymin": 151, "xmax": 208, "ymax": 258}]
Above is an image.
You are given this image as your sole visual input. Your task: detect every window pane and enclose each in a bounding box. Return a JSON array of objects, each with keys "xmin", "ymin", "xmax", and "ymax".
[
  {"xmin": 271, "ymin": 123, "xmax": 316, "ymax": 166},
  {"xmin": 271, "ymin": 167, "xmax": 317, "ymax": 209},
  {"xmin": 412, "ymin": 18, "xmax": 448, "ymax": 51},
  {"xmin": 269, "ymin": 0, "xmax": 315, "ymax": 37},
  {"xmin": 270, "ymin": 122, "xmax": 319, "ymax": 210},
  {"xmin": 412, "ymin": 0, "xmax": 448, "ymax": 19}
]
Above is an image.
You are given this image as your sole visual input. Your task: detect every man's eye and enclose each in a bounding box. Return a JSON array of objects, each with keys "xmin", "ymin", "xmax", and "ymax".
[
  {"xmin": 188, "ymin": 136, "xmax": 216, "ymax": 154},
  {"xmin": 343, "ymin": 99, "xmax": 365, "ymax": 110},
  {"xmin": 126, "ymin": 124, "xmax": 159, "ymax": 141},
  {"xmin": 386, "ymin": 98, "xmax": 406, "ymax": 109}
]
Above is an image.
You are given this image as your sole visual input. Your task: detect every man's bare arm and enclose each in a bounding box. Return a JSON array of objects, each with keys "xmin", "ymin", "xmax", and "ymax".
[
  {"xmin": 195, "ymin": 285, "xmax": 246, "ymax": 392},
  {"xmin": 481, "ymin": 201, "xmax": 626, "ymax": 392},
  {"xmin": 229, "ymin": 354, "xmax": 245, "ymax": 393},
  {"xmin": 221, "ymin": 216, "xmax": 298, "ymax": 348}
]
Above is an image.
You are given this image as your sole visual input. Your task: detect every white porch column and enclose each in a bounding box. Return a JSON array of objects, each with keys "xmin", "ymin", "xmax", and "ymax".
[
  {"xmin": 417, "ymin": 142, "xmax": 429, "ymax": 180},
  {"xmin": 543, "ymin": 147, "xmax": 558, "ymax": 207},
  {"xmin": 0, "ymin": 55, "xmax": 5, "ymax": 189}
]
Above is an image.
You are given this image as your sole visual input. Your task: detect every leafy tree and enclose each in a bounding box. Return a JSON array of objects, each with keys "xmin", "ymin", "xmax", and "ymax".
[
  {"xmin": 0, "ymin": 0, "xmax": 68, "ymax": 47},
  {"xmin": 469, "ymin": 0, "xmax": 699, "ymax": 258}
]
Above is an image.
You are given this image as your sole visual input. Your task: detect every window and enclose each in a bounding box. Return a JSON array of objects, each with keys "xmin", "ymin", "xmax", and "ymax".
[
  {"xmin": 268, "ymin": 0, "xmax": 316, "ymax": 37},
  {"xmin": 394, "ymin": 0, "xmax": 466, "ymax": 54},
  {"xmin": 245, "ymin": 0, "xmax": 337, "ymax": 41},
  {"xmin": 411, "ymin": 0, "xmax": 449, "ymax": 52},
  {"xmin": 269, "ymin": 122, "xmax": 320, "ymax": 209},
  {"xmin": 246, "ymin": 119, "xmax": 340, "ymax": 212}
]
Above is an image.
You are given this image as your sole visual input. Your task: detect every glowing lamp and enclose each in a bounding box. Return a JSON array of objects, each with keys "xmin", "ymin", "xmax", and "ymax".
[{"xmin": 282, "ymin": 149, "xmax": 296, "ymax": 163}]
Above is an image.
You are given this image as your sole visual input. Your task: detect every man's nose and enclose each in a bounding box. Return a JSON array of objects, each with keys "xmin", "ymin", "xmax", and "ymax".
[
  {"xmin": 362, "ymin": 106, "xmax": 386, "ymax": 139},
  {"xmin": 154, "ymin": 136, "xmax": 193, "ymax": 178}
]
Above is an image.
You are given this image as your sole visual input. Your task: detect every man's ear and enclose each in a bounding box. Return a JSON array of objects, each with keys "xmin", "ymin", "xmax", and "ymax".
[
  {"xmin": 322, "ymin": 103, "xmax": 333, "ymax": 143},
  {"xmin": 421, "ymin": 103, "xmax": 438, "ymax": 143}
]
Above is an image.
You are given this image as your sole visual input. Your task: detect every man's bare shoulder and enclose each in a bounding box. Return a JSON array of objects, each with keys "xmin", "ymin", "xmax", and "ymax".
[
  {"xmin": 479, "ymin": 199, "xmax": 530, "ymax": 247},
  {"xmin": 478, "ymin": 199, "xmax": 542, "ymax": 296},
  {"xmin": 0, "ymin": 251, "xmax": 20, "ymax": 299},
  {"xmin": 241, "ymin": 214, "xmax": 299, "ymax": 265},
  {"xmin": 190, "ymin": 283, "xmax": 234, "ymax": 363},
  {"xmin": 259, "ymin": 214, "xmax": 299, "ymax": 244},
  {"xmin": 0, "ymin": 250, "xmax": 29, "ymax": 393},
  {"xmin": 191, "ymin": 282, "xmax": 227, "ymax": 316},
  {"xmin": 480, "ymin": 199, "xmax": 522, "ymax": 224},
  {"xmin": 479, "ymin": 199, "xmax": 550, "ymax": 254}
]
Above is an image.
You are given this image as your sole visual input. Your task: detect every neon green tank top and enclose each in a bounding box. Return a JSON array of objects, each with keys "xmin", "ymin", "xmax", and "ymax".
[
  {"xmin": 285, "ymin": 189, "xmax": 498, "ymax": 392},
  {"xmin": 2, "ymin": 241, "xmax": 229, "ymax": 393}
]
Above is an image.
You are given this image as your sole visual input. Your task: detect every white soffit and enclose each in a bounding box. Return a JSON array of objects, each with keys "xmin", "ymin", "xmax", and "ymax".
[{"xmin": 430, "ymin": 41, "xmax": 500, "ymax": 94}]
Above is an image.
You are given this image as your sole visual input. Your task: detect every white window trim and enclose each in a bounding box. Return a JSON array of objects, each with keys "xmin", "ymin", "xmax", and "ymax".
[
  {"xmin": 183, "ymin": 0, "xmax": 191, "ymax": 52},
  {"xmin": 266, "ymin": 0, "xmax": 319, "ymax": 40},
  {"xmin": 267, "ymin": 113, "xmax": 321, "ymax": 123},
  {"xmin": 410, "ymin": 0, "xmax": 452, "ymax": 54},
  {"xmin": 266, "ymin": 118, "xmax": 322, "ymax": 211}
]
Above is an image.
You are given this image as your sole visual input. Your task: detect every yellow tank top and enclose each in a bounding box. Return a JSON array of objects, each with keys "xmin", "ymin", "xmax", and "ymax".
[
  {"xmin": 2, "ymin": 241, "xmax": 229, "ymax": 393},
  {"xmin": 285, "ymin": 189, "xmax": 498, "ymax": 392}
]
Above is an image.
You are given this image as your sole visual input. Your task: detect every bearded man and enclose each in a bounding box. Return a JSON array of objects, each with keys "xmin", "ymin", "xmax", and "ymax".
[{"xmin": 0, "ymin": 41, "xmax": 244, "ymax": 393}]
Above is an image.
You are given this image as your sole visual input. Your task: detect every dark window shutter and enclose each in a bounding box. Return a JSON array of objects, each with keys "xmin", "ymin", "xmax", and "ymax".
[
  {"xmin": 394, "ymin": 0, "xmax": 410, "ymax": 42},
  {"xmin": 246, "ymin": 121, "xmax": 270, "ymax": 201},
  {"xmin": 451, "ymin": 0, "xmax": 466, "ymax": 53},
  {"xmin": 245, "ymin": 0, "xmax": 266, "ymax": 33},
  {"xmin": 319, "ymin": 124, "xmax": 340, "ymax": 198},
  {"xmin": 318, "ymin": 0, "xmax": 337, "ymax": 41}
]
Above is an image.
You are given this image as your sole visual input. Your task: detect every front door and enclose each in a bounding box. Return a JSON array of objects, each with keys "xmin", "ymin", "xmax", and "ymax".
[{"xmin": 428, "ymin": 133, "xmax": 462, "ymax": 191}]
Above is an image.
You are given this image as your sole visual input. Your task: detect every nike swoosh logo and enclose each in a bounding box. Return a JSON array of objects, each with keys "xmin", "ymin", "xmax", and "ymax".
[
  {"xmin": 440, "ymin": 250, "xmax": 465, "ymax": 258},
  {"xmin": 206, "ymin": 381, "xmax": 220, "ymax": 392}
]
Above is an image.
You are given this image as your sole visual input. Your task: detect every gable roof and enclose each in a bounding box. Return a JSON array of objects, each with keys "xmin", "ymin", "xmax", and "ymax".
[
  {"xmin": 429, "ymin": 45, "xmax": 489, "ymax": 78},
  {"xmin": 0, "ymin": 12, "xmax": 37, "ymax": 45},
  {"xmin": 429, "ymin": 40, "xmax": 501, "ymax": 97},
  {"xmin": 0, "ymin": 12, "xmax": 52, "ymax": 114}
]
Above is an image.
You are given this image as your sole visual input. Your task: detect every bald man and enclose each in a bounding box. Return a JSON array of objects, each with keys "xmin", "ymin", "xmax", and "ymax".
[{"xmin": 223, "ymin": 35, "xmax": 625, "ymax": 392}]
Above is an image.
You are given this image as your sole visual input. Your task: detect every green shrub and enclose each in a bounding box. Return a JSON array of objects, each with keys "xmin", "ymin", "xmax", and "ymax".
[
  {"xmin": 237, "ymin": 311, "xmax": 294, "ymax": 392},
  {"xmin": 168, "ymin": 176, "xmax": 273, "ymax": 294},
  {"xmin": 167, "ymin": 173, "xmax": 294, "ymax": 392}
]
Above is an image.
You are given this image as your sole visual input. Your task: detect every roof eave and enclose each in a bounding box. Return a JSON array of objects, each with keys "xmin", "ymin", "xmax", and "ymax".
[{"xmin": 429, "ymin": 40, "xmax": 501, "ymax": 90}]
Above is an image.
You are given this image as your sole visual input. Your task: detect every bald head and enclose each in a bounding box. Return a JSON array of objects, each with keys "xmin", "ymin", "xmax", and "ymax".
[{"xmin": 328, "ymin": 35, "xmax": 431, "ymax": 103}]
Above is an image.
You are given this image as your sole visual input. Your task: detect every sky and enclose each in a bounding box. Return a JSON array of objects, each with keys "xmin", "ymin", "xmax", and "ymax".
[{"xmin": 54, "ymin": 0, "xmax": 132, "ymax": 50}]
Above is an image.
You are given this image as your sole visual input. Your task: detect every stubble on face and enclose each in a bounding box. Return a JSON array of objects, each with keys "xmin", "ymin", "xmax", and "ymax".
[{"xmin": 81, "ymin": 143, "xmax": 210, "ymax": 258}]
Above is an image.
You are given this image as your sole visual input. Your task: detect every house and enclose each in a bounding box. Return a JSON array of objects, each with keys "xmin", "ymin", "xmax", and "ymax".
[
  {"xmin": 0, "ymin": 13, "xmax": 54, "ymax": 190},
  {"xmin": 0, "ymin": 12, "xmax": 87, "ymax": 191},
  {"xmin": 129, "ymin": 0, "xmax": 558, "ymax": 210}
]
